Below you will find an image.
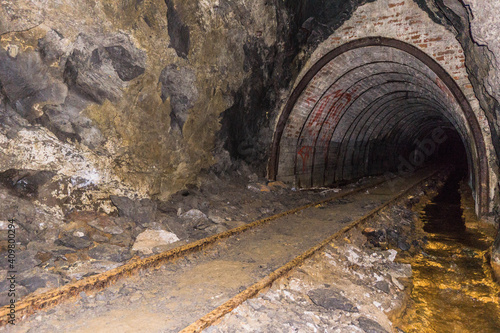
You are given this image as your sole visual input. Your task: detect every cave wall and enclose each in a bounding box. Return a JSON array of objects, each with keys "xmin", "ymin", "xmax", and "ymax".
[{"xmin": 0, "ymin": 0, "xmax": 282, "ymax": 213}]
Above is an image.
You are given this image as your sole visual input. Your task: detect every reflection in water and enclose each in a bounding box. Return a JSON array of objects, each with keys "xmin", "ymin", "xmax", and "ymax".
[{"xmin": 398, "ymin": 171, "xmax": 500, "ymax": 333}]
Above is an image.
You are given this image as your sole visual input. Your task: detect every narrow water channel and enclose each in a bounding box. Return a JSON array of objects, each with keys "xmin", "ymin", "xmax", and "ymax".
[{"xmin": 398, "ymin": 169, "xmax": 500, "ymax": 332}]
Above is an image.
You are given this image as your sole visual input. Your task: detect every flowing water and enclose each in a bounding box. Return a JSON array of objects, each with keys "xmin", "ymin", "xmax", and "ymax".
[{"xmin": 398, "ymin": 170, "xmax": 500, "ymax": 332}]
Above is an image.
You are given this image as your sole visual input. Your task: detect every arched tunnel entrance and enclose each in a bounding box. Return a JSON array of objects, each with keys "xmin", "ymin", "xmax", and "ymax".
[{"xmin": 268, "ymin": 38, "xmax": 489, "ymax": 216}]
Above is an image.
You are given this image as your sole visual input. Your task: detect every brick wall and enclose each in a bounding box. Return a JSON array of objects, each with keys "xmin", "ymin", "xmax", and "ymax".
[{"xmin": 272, "ymin": 0, "xmax": 497, "ymax": 214}]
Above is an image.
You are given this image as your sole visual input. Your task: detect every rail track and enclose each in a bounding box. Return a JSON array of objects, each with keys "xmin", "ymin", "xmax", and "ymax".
[{"xmin": 2, "ymin": 168, "xmax": 443, "ymax": 332}]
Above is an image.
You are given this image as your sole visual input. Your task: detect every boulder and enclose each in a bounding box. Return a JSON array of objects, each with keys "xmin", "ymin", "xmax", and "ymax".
[
  {"xmin": 88, "ymin": 216, "xmax": 125, "ymax": 235},
  {"xmin": 55, "ymin": 233, "xmax": 92, "ymax": 250},
  {"xmin": 357, "ymin": 317, "xmax": 389, "ymax": 333},
  {"xmin": 180, "ymin": 209, "xmax": 213, "ymax": 230},
  {"xmin": 132, "ymin": 229, "xmax": 180, "ymax": 255}
]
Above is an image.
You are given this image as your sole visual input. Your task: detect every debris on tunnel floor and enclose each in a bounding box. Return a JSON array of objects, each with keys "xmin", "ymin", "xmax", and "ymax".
[
  {"xmin": 204, "ymin": 178, "xmax": 443, "ymax": 333},
  {"xmin": 0, "ymin": 166, "xmax": 379, "ymax": 306},
  {"xmin": 1, "ymin": 170, "xmax": 440, "ymax": 331}
]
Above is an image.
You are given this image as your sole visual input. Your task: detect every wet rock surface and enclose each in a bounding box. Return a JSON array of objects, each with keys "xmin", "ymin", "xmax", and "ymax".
[
  {"xmin": 0, "ymin": 0, "xmax": 498, "ymax": 329},
  {"xmin": 0, "ymin": 0, "xmax": 296, "ymax": 211},
  {"xmin": 159, "ymin": 65, "xmax": 198, "ymax": 133}
]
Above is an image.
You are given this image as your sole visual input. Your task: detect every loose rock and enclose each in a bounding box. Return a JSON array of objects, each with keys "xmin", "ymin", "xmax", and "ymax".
[
  {"xmin": 358, "ymin": 316, "xmax": 389, "ymax": 333},
  {"xmin": 132, "ymin": 229, "xmax": 180, "ymax": 255},
  {"xmin": 307, "ymin": 288, "xmax": 359, "ymax": 312},
  {"xmin": 88, "ymin": 244, "xmax": 131, "ymax": 262}
]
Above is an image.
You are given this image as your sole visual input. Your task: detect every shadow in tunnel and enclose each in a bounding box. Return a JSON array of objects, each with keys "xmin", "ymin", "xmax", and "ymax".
[{"xmin": 422, "ymin": 128, "xmax": 469, "ymax": 234}]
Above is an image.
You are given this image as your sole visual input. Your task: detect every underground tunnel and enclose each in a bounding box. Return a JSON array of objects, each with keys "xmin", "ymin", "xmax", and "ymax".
[
  {"xmin": 0, "ymin": 0, "xmax": 500, "ymax": 331},
  {"xmin": 269, "ymin": 37, "xmax": 490, "ymax": 216}
]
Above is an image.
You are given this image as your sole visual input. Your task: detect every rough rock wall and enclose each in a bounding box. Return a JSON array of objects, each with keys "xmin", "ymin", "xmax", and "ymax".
[{"xmin": 0, "ymin": 0, "xmax": 280, "ymax": 213}]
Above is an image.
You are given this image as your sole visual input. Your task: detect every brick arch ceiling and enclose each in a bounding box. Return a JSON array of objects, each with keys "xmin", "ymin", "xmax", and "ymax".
[{"xmin": 269, "ymin": 38, "xmax": 489, "ymax": 215}]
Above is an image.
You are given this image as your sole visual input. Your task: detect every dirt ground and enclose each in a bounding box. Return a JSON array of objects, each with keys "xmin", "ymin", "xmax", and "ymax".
[
  {"xmin": 3, "ymin": 170, "xmax": 442, "ymax": 332},
  {"xmin": 1, "ymin": 167, "xmax": 363, "ymax": 306}
]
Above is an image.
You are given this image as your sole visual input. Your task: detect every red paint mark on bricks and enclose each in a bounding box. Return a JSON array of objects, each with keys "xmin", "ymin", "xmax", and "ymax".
[
  {"xmin": 428, "ymin": 37, "xmax": 443, "ymax": 42},
  {"xmin": 304, "ymin": 91, "xmax": 341, "ymax": 138},
  {"xmin": 297, "ymin": 146, "xmax": 313, "ymax": 172},
  {"xmin": 305, "ymin": 97, "xmax": 317, "ymax": 107},
  {"xmin": 316, "ymin": 87, "xmax": 361, "ymax": 153},
  {"xmin": 437, "ymin": 50, "xmax": 455, "ymax": 55}
]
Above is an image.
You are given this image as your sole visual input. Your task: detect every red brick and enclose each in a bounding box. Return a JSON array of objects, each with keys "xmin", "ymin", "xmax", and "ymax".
[
  {"xmin": 428, "ymin": 37, "xmax": 443, "ymax": 42},
  {"xmin": 437, "ymin": 50, "xmax": 454, "ymax": 55},
  {"xmin": 388, "ymin": 1, "xmax": 405, "ymax": 8}
]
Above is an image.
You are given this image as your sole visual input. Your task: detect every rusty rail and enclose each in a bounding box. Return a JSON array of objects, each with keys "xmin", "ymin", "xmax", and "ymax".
[
  {"xmin": 179, "ymin": 169, "xmax": 443, "ymax": 332},
  {"xmin": 0, "ymin": 176, "xmax": 393, "ymax": 325}
]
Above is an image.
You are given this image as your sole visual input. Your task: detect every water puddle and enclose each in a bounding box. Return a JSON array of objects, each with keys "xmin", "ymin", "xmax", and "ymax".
[{"xmin": 398, "ymin": 170, "xmax": 500, "ymax": 332}]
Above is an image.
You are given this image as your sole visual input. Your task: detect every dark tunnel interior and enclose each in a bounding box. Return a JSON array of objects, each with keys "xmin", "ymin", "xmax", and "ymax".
[{"xmin": 269, "ymin": 38, "xmax": 487, "ymax": 214}]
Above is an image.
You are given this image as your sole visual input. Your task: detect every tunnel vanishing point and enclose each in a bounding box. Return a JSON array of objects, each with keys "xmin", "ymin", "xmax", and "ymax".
[{"xmin": 0, "ymin": 1, "xmax": 500, "ymax": 274}]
